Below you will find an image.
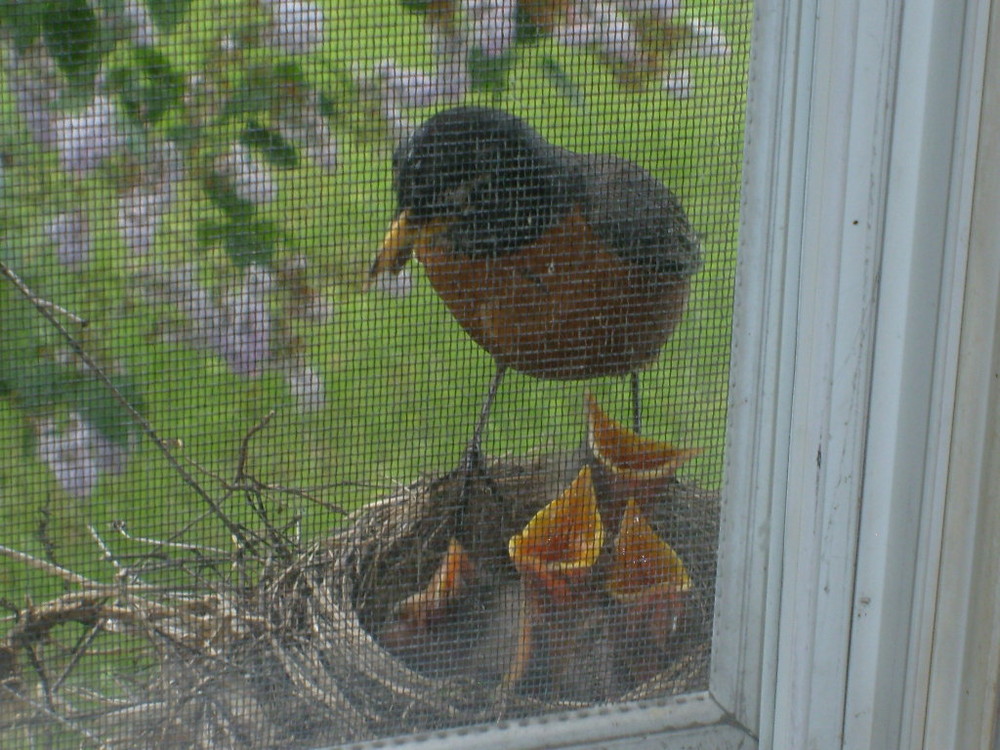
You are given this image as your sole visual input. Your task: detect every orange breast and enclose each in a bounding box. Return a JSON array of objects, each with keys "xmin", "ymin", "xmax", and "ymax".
[{"xmin": 415, "ymin": 210, "xmax": 690, "ymax": 380}]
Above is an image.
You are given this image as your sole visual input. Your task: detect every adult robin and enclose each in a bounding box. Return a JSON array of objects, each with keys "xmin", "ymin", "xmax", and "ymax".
[{"xmin": 367, "ymin": 106, "xmax": 700, "ymax": 490}]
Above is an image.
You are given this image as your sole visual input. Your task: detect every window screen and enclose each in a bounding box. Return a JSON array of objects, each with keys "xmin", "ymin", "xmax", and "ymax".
[{"xmin": 0, "ymin": 1, "xmax": 748, "ymax": 746}]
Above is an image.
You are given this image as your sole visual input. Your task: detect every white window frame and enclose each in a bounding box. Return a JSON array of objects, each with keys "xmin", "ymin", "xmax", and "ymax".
[{"xmin": 339, "ymin": 0, "xmax": 1000, "ymax": 747}]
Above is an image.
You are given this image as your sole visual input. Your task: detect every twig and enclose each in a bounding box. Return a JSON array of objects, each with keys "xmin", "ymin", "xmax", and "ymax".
[
  {"xmin": 87, "ymin": 524, "xmax": 137, "ymax": 584},
  {"xmin": 234, "ymin": 410, "xmax": 275, "ymax": 484},
  {"xmin": 51, "ymin": 620, "xmax": 106, "ymax": 694},
  {"xmin": 247, "ymin": 482, "xmax": 348, "ymax": 515},
  {"xmin": 0, "ymin": 544, "xmax": 179, "ymax": 595},
  {"xmin": 111, "ymin": 521, "xmax": 228, "ymax": 557},
  {"xmin": 26, "ymin": 643, "xmax": 55, "ymax": 714},
  {"xmin": 0, "ymin": 543, "xmax": 109, "ymax": 589},
  {"xmin": 0, "ymin": 683, "xmax": 108, "ymax": 748},
  {"xmin": 0, "ymin": 260, "xmax": 250, "ymax": 549},
  {"xmin": 0, "ymin": 262, "xmax": 88, "ymax": 326}
]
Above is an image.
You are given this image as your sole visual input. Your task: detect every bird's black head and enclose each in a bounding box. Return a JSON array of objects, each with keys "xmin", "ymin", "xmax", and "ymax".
[{"xmin": 393, "ymin": 107, "xmax": 579, "ymax": 258}]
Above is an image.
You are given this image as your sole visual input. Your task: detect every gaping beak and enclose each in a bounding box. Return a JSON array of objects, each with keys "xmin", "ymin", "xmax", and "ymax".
[
  {"xmin": 363, "ymin": 209, "xmax": 415, "ymax": 292},
  {"xmin": 508, "ymin": 465, "xmax": 605, "ymax": 607}
]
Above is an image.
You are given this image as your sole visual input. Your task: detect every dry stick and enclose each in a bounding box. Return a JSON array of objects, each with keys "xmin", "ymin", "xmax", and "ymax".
[
  {"xmin": 234, "ymin": 409, "xmax": 275, "ymax": 483},
  {"xmin": 111, "ymin": 521, "xmax": 229, "ymax": 557},
  {"xmin": 0, "ymin": 542, "xmax": 107, "ymax": 589},
  {"xmin": 0, "ymin": 260, "xmax": 250, "ymax": 548},
  {"xmin": 0, "ymin": 683, "xmax": 107, "ymax": 749},
  {"xmin": 0, "ymin": 544, "xmax": 172, "ymax": 596},
  {"xmin": 0, "ymin": 262, "xmax": 89, "ymax": 326},
  {"xmin": 51, "ymin": 620, "xmax": 106, "ymax": 694}
]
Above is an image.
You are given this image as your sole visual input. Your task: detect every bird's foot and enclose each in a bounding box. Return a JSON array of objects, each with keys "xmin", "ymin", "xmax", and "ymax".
[{"xmin": 453, "ymin": 440, "xmax": 506, "ymax": 564}]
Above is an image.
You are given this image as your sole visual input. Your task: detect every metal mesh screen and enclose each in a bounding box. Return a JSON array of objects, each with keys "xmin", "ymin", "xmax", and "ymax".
[{"xmin": 0, "ymin": 1, "xmax": 749, "ymax": 746}]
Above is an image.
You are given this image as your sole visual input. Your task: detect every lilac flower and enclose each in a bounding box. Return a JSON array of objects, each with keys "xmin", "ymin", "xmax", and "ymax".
[
  {"xmin": 56, "ymin": 96, "xmax": 127, "ymax": 177},
  {"xmin": 35, "ymin": 412, "xmax": 134, "ymax": 499},
  {"xmin": 464, "ymin": 0, "xmax": 516, "ymax": 60},
  {"xmin": 370, "ymin": 266, "xmax": 413, "ymax": 300},
  {"xmin": 35, "ymin": 413, "xmax": 101, "ymax": 500},
  {"xmin": 427, "ymin": 27, "xmax": 470, "ymax": 101},
  {"xmin": 91, "ymin": 429, "xmax": 134, "ymax": 477},
  {"xmin": 277, "ymin": 103, "xmax": 338, "ymax": 173},
  {"xmin": 361, "ymin": 39, "xmax": 467, "ymax": 142},
  {"xmin": 122, "ymin": 0, "xmax": 158, "ymax": 47},
  {"xmin": 622, "ymin": 0, "xmax": 681, "ymax": 22},
  {"xmin": 138, "ymin": 264, "xmax": 226, "ymax": 351},
  {"xmin": 118, "ymin": 187, "xmax": 170, "ymax": 257},
  {"xmin": 305, "ymin": 126, "xmax": 339, "ymax": 173},
  {"xmin": 217, "ymin": 265, "xmax": 273, "ymax": 377},
  {"xmin": 374, "ymin": 61, "xmax": 444, "ymax": 109},
  {"xmin": 591, "ymin": 2, "xmax": 643, "ymax": 69},
  {"xmin": 262, "ymin": 0, "xmax": 326, "ymax": 55},
  {"xmin": 144, "ymin": 139, "xmax": 186, "ymax": 198},
  {"xmin": 216, "ymin": 144, "xmax": 277, "ymax": 206},
  {"xmin": 46, "ymin": 210, "xmax": 92, "ymax": 271},
  {"xmin": 556, "ymin": 2, "xmax": 643, "ymax": 68},
  {"xmin": 284, "ymin": 359, "xmax": 326, "ymax": 413},
  {"xmin": 689, "ymin": 19, "xmax": 731, "ymax": 57},
  {"xmin": 8, "ymin": 44, "xmax": 60, "ymax": 149}
]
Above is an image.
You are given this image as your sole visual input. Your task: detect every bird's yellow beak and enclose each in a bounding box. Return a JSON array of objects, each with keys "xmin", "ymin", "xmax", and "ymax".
[{"xmin": 364, "ymin": 209, "xmax": 415, "ymax": 292}]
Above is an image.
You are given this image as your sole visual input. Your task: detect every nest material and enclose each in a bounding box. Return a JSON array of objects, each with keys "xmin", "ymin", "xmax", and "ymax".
[{"xmin": 0, "ymin": 450, "xmax": 718, "ymax": 749}]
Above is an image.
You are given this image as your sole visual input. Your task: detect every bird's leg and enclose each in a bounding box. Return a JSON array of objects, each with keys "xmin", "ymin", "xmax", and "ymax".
[
  {"xmin": 462, "ymin": 364, "xmax": 508, "ymax": 478},
  {"xmin": 455, "ymin": 365, "xmax": 508, "ymax": 554},
  {"xmin": 630, "ymin": 371, "xmax": 643, "ymax": 435}
]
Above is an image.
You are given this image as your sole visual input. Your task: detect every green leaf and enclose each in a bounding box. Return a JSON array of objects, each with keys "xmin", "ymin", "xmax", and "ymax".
[
  {"xmin": 107, "ymin": 65, "xmax": 144, "ymax": 123},
  {"xmin": 272, "ymin": 61, "xmax": 306, "ymax": 87},
  {"xmin": 0, "ymin": 284, "xmax": 51, "ymax": 405},
  {"xmin": 316, "ymin": 90, "xmax": 339, "ymax": 120},
  {"xmin": 223, "ymin": 65, "xmax": 275, "ymax": 119},
  {"xmin": 203, "ymin": 170, "xmax": 256, "ymax": 220},
  {"xmin": 240, "ymin": 121, "xmax": 299, "ymax": 169},
  {"xmin": 397, "ymin": 0, "xmax": 430, "ymax": 13},
  {"xmin": 42, "ymin": 0, "xmax": 100, "ymax": 88},
  {"xmin": 107, "ymin": 48, "xmax": 184, "ymax": 125},
  {"xmin": 135, "ymin": 46, "xmax": 183, "ymax": 123},
  {"xmin": 195, "ymin": 219, "xmax": 227, "ymax": 250},
  {"xmin": 0, "ymin": 1, "xmax": 45, "ymax": 52},
  {"xmin": 223, "ymin": 219, "xmax": 277, "ymax": 268},
  {"xmin": 72, "ymin": 371, "xmax": 142, "ymax": 445},
  {"xmin": 146, "ymin": 0, "xmax": 192, "ymax": 32},
  {"xmin": 164, "ymin": 123, "xmax": 199, "ymax": 150}
]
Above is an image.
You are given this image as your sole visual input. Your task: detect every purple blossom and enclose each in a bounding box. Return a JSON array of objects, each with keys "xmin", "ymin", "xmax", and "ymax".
[
  {"xmin": 621, "ymin": 0, "xmax": 680, "ymax": 22},
  {"xmin": 217, "ymin": 265, "xmax": 273, "ymax": 377},
  {"xmin": 34, "ymin": 414, "xmax": 100, "ymax": 500},
  {"xmin": 118, "ymin": 187, "xmax": 170, "ymax": 257},
  {"xmin": 262, "ymin": 0, "xmax": 326, "ymax": 55},
  {"xmin": 216, "ymin": 144, "xmax": 278, "ymax": 206},
  {"xmin": 277, "ymin": 103, "xmax": 338, "ymax": 173},
  {"xmin": 56, "ymin": 96, "xmax": 127, "ymax": 177},
  {"xmin": 284, "ymin": 359, "xmax": 326, "ymax": 413},
  {"xmin": 464, "ymin": 0, "xmax": 517, "ymax": 60},
  {"xmin": 369, "ymin": 266, "xmax": 413, "ymax": 300},
  {"xmin": 46, "ymin": 210, "xmax": 92, "ymax": 271},
  {"xmin": 8, "ymin": 44, "xmax": 60, "ymax": 149},
  {"xmin": 122, "ymin": 0, "xmax": 158, "ymax": 47}
]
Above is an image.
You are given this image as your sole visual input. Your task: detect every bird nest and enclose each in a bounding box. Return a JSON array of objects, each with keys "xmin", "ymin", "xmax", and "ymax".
[{"xmin": 0, "ymin": 447, "xmax": 718, "ymax": 749}]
